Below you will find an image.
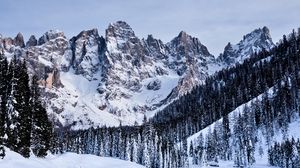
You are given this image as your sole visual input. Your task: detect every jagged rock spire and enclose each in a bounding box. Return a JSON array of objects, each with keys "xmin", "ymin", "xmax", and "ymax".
[
  {"xmin": 14, "ymin": 32, "xmax": 25, "ymax": 48},
  {"xmin": 26, "ymin": 35, "xmax": 37, "ymax": 47}
]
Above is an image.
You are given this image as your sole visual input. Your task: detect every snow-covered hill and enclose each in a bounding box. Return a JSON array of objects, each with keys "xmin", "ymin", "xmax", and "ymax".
[
  {"xmin": 0, "ymin": 147, "xmax": 145, "ymax": 168},
  {"xmin": 187, "ymin": 118, "xmax": 300, "ymax": 168},
  {"xmin": 0, "ymin": 21, "xmax": 274, "ymax": 129},
  {"xmin": 186, "ymin": 86, "xmax": 300, "ymax": 168}
]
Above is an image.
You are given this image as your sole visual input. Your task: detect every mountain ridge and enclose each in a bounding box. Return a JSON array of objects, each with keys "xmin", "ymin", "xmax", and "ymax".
[{"xmin": 0, "ymin": 21, "xmax": 274, "ymax": 129}]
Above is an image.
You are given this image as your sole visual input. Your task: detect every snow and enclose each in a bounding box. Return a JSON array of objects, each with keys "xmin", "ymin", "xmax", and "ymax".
[
  {"xmin": 0, "ymin": 148, "xmax": 145, "ymax": 168},
  {"xmin": 222, "ymin": 27, "xmax": 275, "ymax": 67},
  {"xmin": 185, "ymin": 86, "xmax": 299, "ymax": 168},
  {"xmin": 187, "ymin": 87, "xmax": 274, "ymax": 146},
  {"xmin": 109, "ymin": 73, "xmax": 180, "ymax": 111},
  {"xmin": 48, "ymin": 69, "xmax": 124, "ymax": 129},
  {"xmin": 3, "ymin": 50, "xmax": 14, "ymax": 62},
  {"xmin": 49, "ymin": 63, "xmax": 180, "ymax": 128},
  {"xmin": 207, "ymin": 62, "xmax": 224, "ymax": 75},
  {"xmin": 38, "ymin": 56, "xmax": 53, "ymax": 67},
  {"xmin": 189, "ymin": 160, "xmax": 278, "ymax": 168}
]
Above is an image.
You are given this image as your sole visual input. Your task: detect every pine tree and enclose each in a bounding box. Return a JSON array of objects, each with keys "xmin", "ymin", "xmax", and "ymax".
[
  {"xmin": 182, "ymin": 138, "xmax": 189, "ymax": 168},
  {"xmin": 143, "ymin": 141, "xmax": 151, "ymax": 168},
  {"xmin": 131, "ymin": 137, "xmax": 138, "ymax": 163},
  {"xmin": 6, "ymin": 56, "xmax": 19, "ymax": 152},
  {"xmin": 125, "ymin": 136, "xmax": 130, "ymax": 161},
  {"xmin": 189, "ymin": 141, "xmax": 194, "ymax": 158},
  {"xmin": 222, "ymin": 114, "xmax": 231, "ymax": 160},
  {"xmin": 30, "ymin": 74, "xmax": 53, "ymax": 157},
  {"xmin": 0, "ymin": 52, "xmax": 8, "ymax": 159},
  {"xmin": 16, "ymin": 60, "xmax": 32, "ymax": 157}
]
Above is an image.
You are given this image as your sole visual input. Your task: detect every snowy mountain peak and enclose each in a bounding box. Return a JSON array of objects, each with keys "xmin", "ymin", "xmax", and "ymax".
[
  {"xmin": 61, "ymin": 28, "xmax": 105, "ymax": 79},
  {"xmin": 0, "ymin": 33, "xmax": 25, "ymax": 51},
  {"xmin": 177, "ymin": 31, "xmax": 188, "ymax": 39},
  {"xmin": 169, "ymin": 31, "xmax": 211, "ymax": 58},
  {"xmin": 261, "ymin": 26, "xmax": 272, "ymax": 42},
  {"xmin": 144, "ymin": 34, "xmax": 167, "ymax": 59},
  {"xmin": 242, "ymin": 26, "xmax": 272, "ymax": 44},
  {"xmin": 38, "ymin": 30, "xmax": 65, "ymax": 45},
  {"xmin": 173, "ymin": 31, "xmax": 192, "ymax": 44},
  {"xmin": 106, "ymin": 21, "xmax": 136, "ymax": 41},
  {"xmin": 161, "ymin": 31, "xmax": 215, "ymax": 102},
  {"xmin": 218, "ymin": 26, "xmax": 274, "ymax": 65},
  {"xmin": 145, "ymin": 34, "xmax": 162, "ymax": 46},
  {"xmin": 75, "ymin": 28, "xmax": 99, "ymax": 39},
  {"xmin": 224, "ymin": 42, "xmax": 233, "ymax": 50}
]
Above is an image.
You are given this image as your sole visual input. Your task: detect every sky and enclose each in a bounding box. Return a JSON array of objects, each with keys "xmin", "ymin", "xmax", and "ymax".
[{"xmin": 0, "ymin": 0, "xmax": 300, "ymax": 55}]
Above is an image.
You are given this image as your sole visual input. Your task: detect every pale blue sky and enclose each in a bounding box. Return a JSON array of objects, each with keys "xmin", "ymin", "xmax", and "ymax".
[{"xmin": 1, "ymin": 0, "xmax": 300, "ymax": 55}]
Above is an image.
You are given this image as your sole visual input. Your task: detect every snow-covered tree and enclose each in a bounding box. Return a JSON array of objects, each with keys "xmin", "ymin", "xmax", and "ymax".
[{"xmin": 31, "ymin": 74, "xmax": 53, "ymax": 157}]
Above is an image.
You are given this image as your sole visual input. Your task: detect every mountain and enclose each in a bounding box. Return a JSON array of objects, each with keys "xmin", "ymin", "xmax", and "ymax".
[
  {"xmin": 56, "ymin": 28, "xmax": 300, "ymax": 168},
  {"xmin": 0, "ymin": 22, "xmax": 274, "ymax": 129},
  {"xmin": 217, "ymin": 26, "xmax": 274, "ymax": 65}
]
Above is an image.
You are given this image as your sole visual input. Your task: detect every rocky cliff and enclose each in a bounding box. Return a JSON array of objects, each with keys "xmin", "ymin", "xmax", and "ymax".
[{"xmin": 0, "ymin": 22, "xmax": 274, "ymax": 129}]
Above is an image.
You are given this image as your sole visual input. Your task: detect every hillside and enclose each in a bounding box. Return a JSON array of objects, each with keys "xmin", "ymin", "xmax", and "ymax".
[{"xmin": 187, "ymin": 86, "xmax": 300, "ymax": 167}]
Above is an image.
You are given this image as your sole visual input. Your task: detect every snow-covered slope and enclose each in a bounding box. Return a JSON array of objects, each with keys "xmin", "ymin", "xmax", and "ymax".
[
  {"xmin": 186, "ymin": 85, "xmax": 300, "ymax": 168},
  {"xmin": 0, "ymin": 22, "xmax": 274, "ymax": 129},
  {"xmin": 0, "ymin": 148, "xmax": 145, "ymax": 168},
  {"xmin": 188, "ymin": 118, "xmax": 300, "ymax": 168}
]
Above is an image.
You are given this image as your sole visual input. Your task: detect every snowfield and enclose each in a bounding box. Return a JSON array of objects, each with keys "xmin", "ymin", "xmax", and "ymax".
[{"xmin": 0, "ymin": 148, "xmax": 145, "ymax": 168}]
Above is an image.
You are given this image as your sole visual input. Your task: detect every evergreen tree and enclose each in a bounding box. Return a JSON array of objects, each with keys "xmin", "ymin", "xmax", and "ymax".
[
  {"xmin": 221, "ymin": 114, "xmax": 231, "ymax": 160},
  {"xmin": 131, "ymin": 137, "xmax": 138, "ymax": 163},
  {"xmin": 143, "ymin": 141, "xmax": 151, "ymax": 168},
  {"xmin": 182, "ymin": 138, "xmax": 189, "ymax": 168},
  {"xmin": 16, "ymin": 60, "xmax": 32, "ymax": 157},
  {"xmin": 0, "ymin": 52, "xmax": 8, "ymax": 159},
  {"xmin": 6, "ymin": 56, "xmax": 19, "ymax": 152},
  {"xmin": 30, "ymin": 74, "xmax": 53, "ymax": 157}
]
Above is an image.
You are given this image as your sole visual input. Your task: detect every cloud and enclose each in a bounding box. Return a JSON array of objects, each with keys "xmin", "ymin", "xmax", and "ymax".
[{"xmin": 0, "ymin": 0, "xmax": 300, "ymax": 55}]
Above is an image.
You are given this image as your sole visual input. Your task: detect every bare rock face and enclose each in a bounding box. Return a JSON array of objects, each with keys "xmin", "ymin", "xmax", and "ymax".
[
  {"xmin": 68, "ymin": 29, "xmax": 106, "ymax": 80},
  {"xmin": 219, "ymin": 42, "xmax": 235, "ymax": 64},
  {"xmin": 24, "ymin": 30, "xmax": 68, "ymax": 88},
  {"xmin": 26, "ymin": 35, "xmax": 37, "ymax": 47},
  {"xmin": 2, "ymin": 37, "xmax": 14, "ymax": 51},
  {"xmin": 162, "ymin": 31, "xmax": 215, "ymax": 101},
  {"xmin": 167, "ymin": 31, "xmax": 214, "ymax": 75},
  {"xmin": 104, "ymin": 21, "xmax": 157, "ymax": 97},
  {"xmin": 143, "ymin": 34, "xmax": 169, "ymax": 62},
  {"xmin": 38, "ymin": 30, "xmax": 65, "ymax": 45},
  {"xmin": 14, "ymin": 33, "xmax": 25, "ymax": 48}
]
